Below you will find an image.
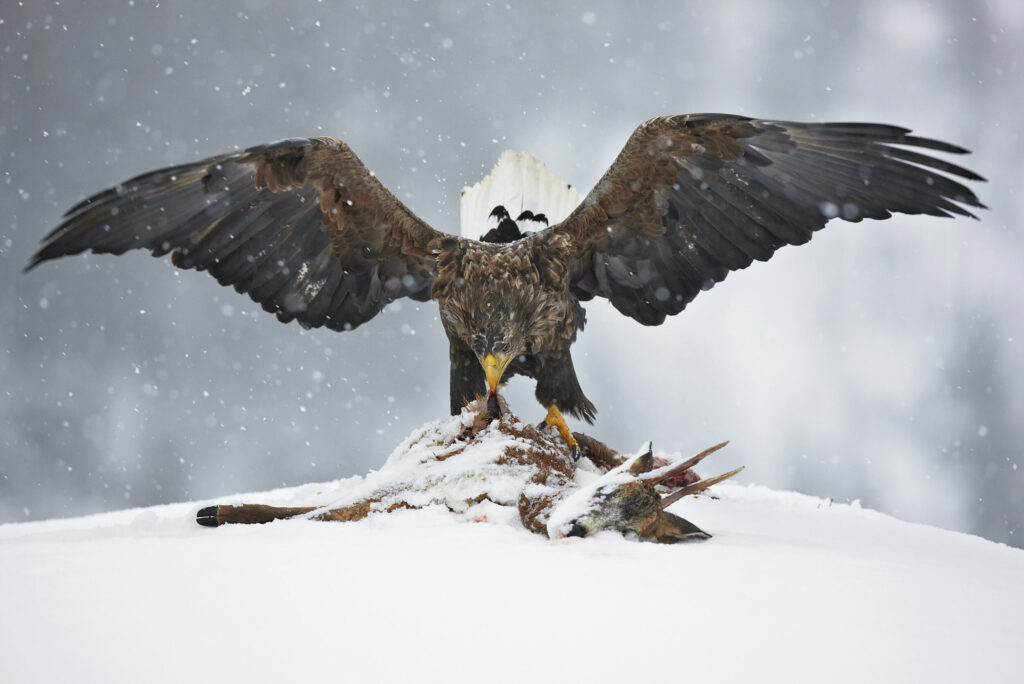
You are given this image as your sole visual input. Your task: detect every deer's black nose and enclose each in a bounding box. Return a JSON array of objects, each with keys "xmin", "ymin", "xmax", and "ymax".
[{"xmin": 566, "ymin": 522, "xmax": 587, "ymax": 538}]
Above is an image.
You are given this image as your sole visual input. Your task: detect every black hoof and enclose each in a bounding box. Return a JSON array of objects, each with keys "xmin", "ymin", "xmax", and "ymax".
[{"xmin": 196, "ymin": 505, "xmax": 220, "ymax": 527}]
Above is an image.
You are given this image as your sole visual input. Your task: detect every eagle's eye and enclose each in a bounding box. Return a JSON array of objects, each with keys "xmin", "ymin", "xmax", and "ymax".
[{"xmin": 470, "ymin": 333, "xmax": 485, "ymax": 356}]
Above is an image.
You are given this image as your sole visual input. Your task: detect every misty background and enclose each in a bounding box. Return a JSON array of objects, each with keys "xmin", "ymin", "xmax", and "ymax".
[{"xmin": 2, "ymin": 0, "xmax": 1021, "ymax": 546}]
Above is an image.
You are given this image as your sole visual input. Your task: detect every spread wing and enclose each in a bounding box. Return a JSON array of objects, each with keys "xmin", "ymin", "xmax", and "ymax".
[
  {"xmin": 550, "ymin": 114, "xmax": 986, "ymax": 325},
  {"xmin": 28, "ymin": 138, "xmax": 444, "ymax": 331}
]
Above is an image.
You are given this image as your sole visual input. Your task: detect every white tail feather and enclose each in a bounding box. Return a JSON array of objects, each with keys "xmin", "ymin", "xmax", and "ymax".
[{"xmin": 459, "ymin": 151, "xmax": 584, "ymax": 240}]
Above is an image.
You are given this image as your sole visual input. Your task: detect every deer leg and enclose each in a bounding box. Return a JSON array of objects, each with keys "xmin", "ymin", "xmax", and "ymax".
[
  {"xmin": 571, "ymin": 431, "xmax": 628, "ymax": 471},
  {"xmin": 196, "ymin": 504, "xmax": 318, "ymax": 526},
  {"xmin": 196, "ymin": 500, "xmax": 381, "ymax": 527}
]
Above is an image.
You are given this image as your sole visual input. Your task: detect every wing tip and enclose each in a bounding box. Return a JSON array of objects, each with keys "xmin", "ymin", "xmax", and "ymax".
[
  {"xmin": 22, "ymin": 254, "xmax": 43, "ymax": 274},
  {"xmin": 24, "ymin": 240, "xmax": 68, "ymax": 273}
]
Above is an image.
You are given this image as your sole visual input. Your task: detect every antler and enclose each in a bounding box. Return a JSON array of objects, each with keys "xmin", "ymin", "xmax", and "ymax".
[
  {"xmin": 641, "ymin": 440, "xmax": 730, "ymax": 486},
  {"xmin": 658, "ymin": 465, "xmax": 745, "ymax": 510}
]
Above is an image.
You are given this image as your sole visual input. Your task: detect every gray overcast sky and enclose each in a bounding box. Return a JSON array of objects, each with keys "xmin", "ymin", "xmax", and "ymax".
[{"xmin": 2, "ymin": 0, "xmax": 1022, "ymax": 546}]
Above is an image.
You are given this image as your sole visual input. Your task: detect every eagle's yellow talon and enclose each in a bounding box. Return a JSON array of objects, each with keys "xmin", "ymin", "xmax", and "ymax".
[{"xmin": 544, "ymin": 404, "xmax": 580, "ymax": 460}]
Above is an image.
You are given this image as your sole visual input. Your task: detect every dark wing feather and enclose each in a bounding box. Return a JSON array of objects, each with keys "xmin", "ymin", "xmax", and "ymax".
[
  {"xmin": 28, "ymin": 138, "xmax": 443, "ymax": 331},
  {"xmin": 550, "ymin": 114, "xmax": 986, "ymax": 325}
]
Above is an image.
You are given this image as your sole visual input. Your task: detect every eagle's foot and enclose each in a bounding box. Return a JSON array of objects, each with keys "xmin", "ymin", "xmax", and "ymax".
[
  {"xmin": 553, "ymin": 440, "xmax": 743, "ymax": 543},
  {"xmin": 538, "ymin": 404, "xmax": 581, "ymax": 461}
]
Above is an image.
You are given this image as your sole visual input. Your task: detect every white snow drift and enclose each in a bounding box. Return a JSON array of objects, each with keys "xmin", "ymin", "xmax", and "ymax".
[{"xmin": 2, "ymin": 416, "xmax": 1022, "ymax": 684}]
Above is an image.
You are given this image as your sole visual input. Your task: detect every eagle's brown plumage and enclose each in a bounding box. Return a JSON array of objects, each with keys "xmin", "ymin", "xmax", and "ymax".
[
  {"xmin": 28, "ymin": 114, "xmax": 985, "ymax": 427},
  {"xmin": 29, "ymin": 137, "xmax": 439, "ymax": 332}
]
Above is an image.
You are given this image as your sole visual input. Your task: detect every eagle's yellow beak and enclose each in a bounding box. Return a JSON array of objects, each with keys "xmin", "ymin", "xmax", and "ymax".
[{"xmin": 482, "ymin": 353, "xmax": 512, "ymax": 393}]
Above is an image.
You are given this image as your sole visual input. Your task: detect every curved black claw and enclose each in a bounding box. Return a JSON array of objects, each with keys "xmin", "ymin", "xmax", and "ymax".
[
  {"xmin": 196, "ymin": 505, "xmax": 221, "ymax": 527},
  {"xmin": 569, "ymin": 443, "xmax": 581, "ymax": 462}
]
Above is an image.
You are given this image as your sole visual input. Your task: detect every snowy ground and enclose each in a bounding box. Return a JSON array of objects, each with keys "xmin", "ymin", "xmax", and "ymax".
[{"xmin": 3, "ymin": 432, "xmax": 1022, "ymax": 683}]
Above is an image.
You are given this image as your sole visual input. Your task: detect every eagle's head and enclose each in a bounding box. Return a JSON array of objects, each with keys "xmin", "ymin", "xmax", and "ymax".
[{"xmin": 466, "ymin": 301, "xmax": 529, "ymax": 397}]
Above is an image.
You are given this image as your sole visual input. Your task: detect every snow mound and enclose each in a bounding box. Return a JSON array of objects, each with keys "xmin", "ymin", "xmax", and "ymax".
[
  {"xmin": 314, "ymin": 405, "xmax": 569, "ymax": 521},
  {"xmin": 2, "ymin": 415, "xmax": 1023, "ymax": 683}
]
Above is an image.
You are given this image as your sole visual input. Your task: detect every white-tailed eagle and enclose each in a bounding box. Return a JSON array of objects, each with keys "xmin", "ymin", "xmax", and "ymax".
[{"xmin": 28, "ymin": 114, "xmax": 985, "ymax": 456}]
